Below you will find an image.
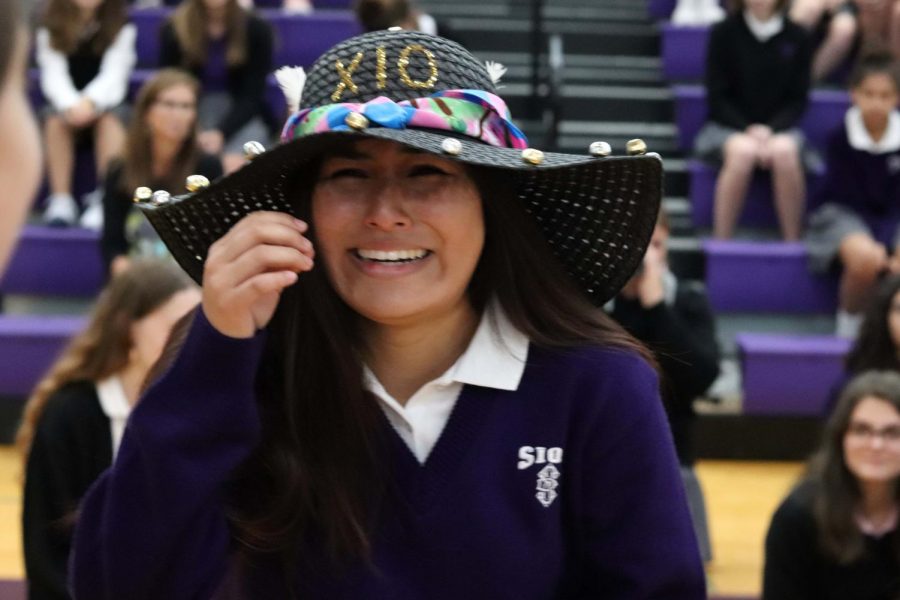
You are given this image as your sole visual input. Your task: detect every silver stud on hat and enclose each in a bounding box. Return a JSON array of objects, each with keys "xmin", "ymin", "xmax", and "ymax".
[
  {"xmin": 441, "ymin": 138, "xmax": 462, "ymax": 156},
  {"xmin": 133, "ymin": 186, "xmax": 153, "ymax": 204},
  {"xmin": 521, "ymin": 148, "xmax": 544, "ymax": 166},
  {"xmin": 150, "ymin": 190, "xmax": 171, "ymax": 206},
  {"xmin": 626, "ymin": 139, "xmax": 648, "ymax": 156},
  {"xmin": 243, "ymin": 141, "xmax": 266, "ymax": 160},
  {"xmin": 589, "ymin": 141, "xmax": 611, "ymax": 157},
  {"xmin": 185, "ymin": 174, "xmax": 210, "ymax": 193},
  {"xmin": 344, "ymin": 112, "xmax": 369, "ymax": 130}
]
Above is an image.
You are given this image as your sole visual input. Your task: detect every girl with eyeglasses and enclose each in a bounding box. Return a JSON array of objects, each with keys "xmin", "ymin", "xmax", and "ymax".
[
  {"xmin": 100, "ymin": 69, "xmax": 223, "ymax": 276},
  {"xmin": 763, "ymin": 370, "xmax": 900, "ymax": 599}
]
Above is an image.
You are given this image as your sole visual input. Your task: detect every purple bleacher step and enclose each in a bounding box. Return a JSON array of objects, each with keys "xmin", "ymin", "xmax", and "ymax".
[
  {"xmin": 704, "ymin": 240, "xmax": 838, "ymax": 313},
  {"xmin": 1, "ymin": 226, "xmax": 104, "ymax": 297},
  {"xmin": 648, "ymin": 0, "xmax": 676, "ymax": 19},
  {"xmin": 661, "ymin": 23, "xmax": 709, "ymax": 82},
  {"xmin": 738, "ymin": 332, "xmax": 850, "ymax": 416},
  {"xmin": 688, "ymin": 160, "xmax": 822, "ymax": 229},
  {"xmin": 673, "ymin": 85, "xmax": 850, "ymax": 152},
  {"xmin": 0, "ymin": 316, "xmax": 86, "ymax": 396}
]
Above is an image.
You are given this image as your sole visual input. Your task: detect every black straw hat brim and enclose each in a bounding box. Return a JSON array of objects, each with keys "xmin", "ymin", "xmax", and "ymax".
[{"xmin": 139, "ymin": 128, "xmax": 662, "ymax": 306}]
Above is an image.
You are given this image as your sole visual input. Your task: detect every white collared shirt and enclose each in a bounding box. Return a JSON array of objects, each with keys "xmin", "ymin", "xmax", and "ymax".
[
  {"xmin": 364, "ymin": 302, "xmax": 530, "ymax": 464},
  {"xmin": 743, "ymin": 10, "xmax": 784, "ymax": 42},
  {"xmin": 846, "ymin": 106, "xmax": 900, "ymax": 154},
  {"xmin": 95, "ymin": 376, "xmax": 133, "ymax": 459}
]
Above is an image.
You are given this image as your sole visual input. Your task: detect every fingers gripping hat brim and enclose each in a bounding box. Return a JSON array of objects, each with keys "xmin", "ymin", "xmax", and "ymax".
[{"xmin": 139, "ymin": 129, "xmax": 662, "ymax": 306}]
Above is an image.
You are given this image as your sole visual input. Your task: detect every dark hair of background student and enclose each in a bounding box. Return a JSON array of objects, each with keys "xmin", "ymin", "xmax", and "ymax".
[
  {"xmin": 846, "ymin": 275, "xmax": 900, "ymax": 373},
  {"xmin": 42, "ymin": 0, "xmax": 128, "ymax": 55}
]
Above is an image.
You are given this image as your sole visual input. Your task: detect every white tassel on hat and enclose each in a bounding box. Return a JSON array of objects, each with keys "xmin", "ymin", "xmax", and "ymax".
[
  {"xmin": 275, "ymin": 66, "xmax": 307, "ymax": 113},
  {"xmin": 484, "ymin": 61, "xmax": 507, "ymax": 87}
]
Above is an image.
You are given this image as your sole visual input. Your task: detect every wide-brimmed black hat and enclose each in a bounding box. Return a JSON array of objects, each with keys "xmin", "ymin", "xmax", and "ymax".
[{"xmin": 136, "ymin": 28, "xmax": 663, "ymax": 305}]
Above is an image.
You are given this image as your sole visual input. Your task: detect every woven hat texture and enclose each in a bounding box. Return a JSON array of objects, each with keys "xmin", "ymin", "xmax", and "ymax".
[{"xmin": 139, "ymin": 29, "xmax": 663, "ymax": 306}]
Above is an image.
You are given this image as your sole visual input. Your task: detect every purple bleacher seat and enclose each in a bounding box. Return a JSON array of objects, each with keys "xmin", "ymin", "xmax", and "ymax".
[
  {"xmin": 261, "ymin": 9, "xmax": 361, "ymax": 67},
  {"xmin": 673, "ymin": 85, "xmax": 850, "ymax": 152},
  {"xmin": 130, "ymin": 7, "xmax": 170, "ymax": 69},
  {"xmin": 0, "ymin": 580, "xmax": 24, "ymax": 600},
  {"xmin": 688, "ymin": 160, "xmax": 823, "ymax": 229},
  {"xmin": 661, "ymin": 23, "xmax": 709, "ymax": 82},
  {"xmin": 704, "ymin": 239, "xmax": 838, "ymax": 313},
  {"xmin": 313, "ymin": 0, "xmax": 353, "ymax": 8},
  {"xmin": 0, "ymin": 226, "xmax": 104, "ymax": 297},
  {"xmin": 738, "ymin": 332, "xmax": 850, "ymax": 416},
  {"xmin": 648, "ymin": 0, "xmax": 676, "ymax": 20},
  {"xmin": 0, "ymin": 316, "xmax": 86, "ymax": 396}
]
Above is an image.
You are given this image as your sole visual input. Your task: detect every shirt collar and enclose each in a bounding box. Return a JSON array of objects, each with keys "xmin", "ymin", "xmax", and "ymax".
[
  {"xmin": 364, "ymin": 300, "xmax": 530, "ymax": 395},
  {"xmin": 743, "ymin": 10, "xmax": 784, "ymax": 42},
  {"xmin": 846, "ymin": 106, "xmax": 900, "ymax": 153},
  {"xmin": 95, "ymin": 375, "xmax": 131, "ymax": 420}
]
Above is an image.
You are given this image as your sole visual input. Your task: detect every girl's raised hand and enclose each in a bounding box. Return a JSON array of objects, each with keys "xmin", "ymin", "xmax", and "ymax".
[{"xmin": 202, "ymin": 211, "xmax": 314, "ymax": 338}]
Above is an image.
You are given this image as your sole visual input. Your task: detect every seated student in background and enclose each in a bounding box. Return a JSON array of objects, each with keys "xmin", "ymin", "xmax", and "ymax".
[
  {"xmin": 36, "ymin": 0, "xmax": 135, "ymax": 229},
  {"xmin": 100, "ymin": 69, "xmax": 223, "ymax": 276},
  {"xmin": 763, "ymin": 370, "xmax": 900, "ymax": 600},
  {"xmin": 0, "ymin": 0, "xmax": 42, "ymax": 276},
  {"xmin": 16, "ymin": 259, "xmax": 199, "ymax": 600},
  {"xmin": 609, "ymin": 209, "xmax": 721, "ymax": 563},
  {"xmin": 806, "ymin": 53, "xmax": 900, "ymax": 338},
  {"xmin": 694, "ymin": 0, "xmax": 812, "ymax": 241},
  {"xmin": 790, "ymin": 0, "xmax": 858, "ymax": 83},
  {"xmin": 159, "ymin": 0, "xmax": 274, "ymax": 174}
]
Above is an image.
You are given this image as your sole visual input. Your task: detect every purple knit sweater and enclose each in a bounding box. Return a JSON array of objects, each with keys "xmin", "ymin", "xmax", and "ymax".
[{"xmin": 69, "ymin": 310, "xmax": 705, "ymax": 599}]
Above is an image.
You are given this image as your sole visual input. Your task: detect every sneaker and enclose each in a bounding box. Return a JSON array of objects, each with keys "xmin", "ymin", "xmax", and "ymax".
[
  {"xmin": 79, "ymin": 188, "xmax": 104, "ymax": 231},
  {"xmin": 42, "ymin": 193, "xmax": 78, "ymax": 227}
]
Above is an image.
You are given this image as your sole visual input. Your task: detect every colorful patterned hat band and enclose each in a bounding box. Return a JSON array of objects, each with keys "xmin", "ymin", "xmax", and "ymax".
[{"xmin": 280, "ymin": 89, "xmax": 529, "ymax": 150}]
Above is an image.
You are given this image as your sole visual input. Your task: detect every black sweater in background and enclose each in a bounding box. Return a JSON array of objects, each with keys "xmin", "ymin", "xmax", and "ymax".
[
  {"xmin": 159, "ymin": 15, "xmax": 274, "ymax": 139},
  {"xmin": 705, "ymin": 13, "xmax": 812, "ymax": 132}
]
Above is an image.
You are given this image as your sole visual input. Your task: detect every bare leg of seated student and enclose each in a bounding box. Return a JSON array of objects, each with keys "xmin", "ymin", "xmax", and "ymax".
[
  {"xmin": 713, "ymin": 133, "xmax": 758, "ymax": 239},
  {"xmin": 839, "ymin": 232, "xmax": 888, "ymax": 313},
  {"xmin": 43, "ymin": 113, "xmax": 78, "ymax": 225},
  {"xmin": 768, "ymin": 133, "xmax": 805, "ymax": 241}
]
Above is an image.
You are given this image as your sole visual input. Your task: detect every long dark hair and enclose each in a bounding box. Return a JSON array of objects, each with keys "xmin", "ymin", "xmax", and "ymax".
[
  {"xmin": 806, "ymin": 370, "xmax": 900, "ymax": 564},
  {"xmin": 42, "ymin": 0, "xmax": 127, "ymax": 55},
  {"xmin": 215, "ymin": 154, "xmax": 654, "ymax": 570},
  {"xmin": 846, "ymin": 275, "xmax": 900, "ymax": 373}
]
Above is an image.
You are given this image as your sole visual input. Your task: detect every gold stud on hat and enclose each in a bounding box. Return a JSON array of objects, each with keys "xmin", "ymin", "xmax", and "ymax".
[
  {"xmin": 521, "ymin": 148, "xmax": 544, "ymax": 166},
  {"xmin": 626, "ymin": 139, "xmax": 648, "ymax": 156},
  {"xmin": 243, "ymin": 141, "xmax": 266, "ymax": 160},
  {"xmin": 150, "ymin": 190, "xmax": 171, "ymax": 206},
  {"xmin": 441, "ymin": 138, "xmax": 462, "ymax": 156},
  {"xmin": 344, "ymin": 111, "xmax": 369, "ymax": 130},
  {"xmin": 185, "ymin": 174, "xmax": 210, "ymax": 193},
  {"xmin": 132, "ymin": 186, "xmax": 153, "ymax": 204},
  {"xmin": 589, "ymin": 141, "xmax": 612, "ymax": 157}
]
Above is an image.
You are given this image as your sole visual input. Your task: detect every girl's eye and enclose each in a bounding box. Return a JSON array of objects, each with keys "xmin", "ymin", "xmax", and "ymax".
[
  {"xmin": 326, "ymin": 168, "xmax": 368, "ymax": 180},
  {"xmin": 409, "ymin": 165, "xmax": 449, "ymax": 177}
]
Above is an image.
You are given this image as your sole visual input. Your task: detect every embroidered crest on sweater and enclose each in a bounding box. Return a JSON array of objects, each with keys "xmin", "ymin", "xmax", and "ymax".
[{"xmin": 517, "ymin": 446, "xmax": 563, "ymax": 508}]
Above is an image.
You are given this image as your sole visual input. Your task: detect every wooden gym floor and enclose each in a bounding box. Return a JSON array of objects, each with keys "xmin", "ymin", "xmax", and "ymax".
[{"xmin": 0, "ymin": 446, "xmax": 803, "ymax": 596}]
